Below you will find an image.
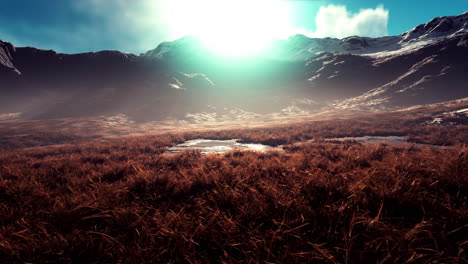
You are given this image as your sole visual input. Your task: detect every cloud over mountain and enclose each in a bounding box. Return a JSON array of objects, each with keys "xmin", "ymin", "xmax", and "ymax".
[{"xmin": 311, "ymin": 5, "xmax": 389, "ymax": 38}]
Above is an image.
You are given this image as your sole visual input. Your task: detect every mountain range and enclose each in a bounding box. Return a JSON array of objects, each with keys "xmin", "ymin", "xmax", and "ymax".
[{"xmin": 1, "ymin": 12, "xmax": 467, "ymax": 121}]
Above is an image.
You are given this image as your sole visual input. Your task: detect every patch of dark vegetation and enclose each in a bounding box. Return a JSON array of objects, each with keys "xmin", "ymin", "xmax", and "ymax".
[{"xmin": 0, "ymin": 132, "xmax": 91, "ymax": 151}]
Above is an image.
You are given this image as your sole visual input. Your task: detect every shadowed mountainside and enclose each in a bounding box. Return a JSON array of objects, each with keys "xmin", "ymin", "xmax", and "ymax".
[{"xmin": 1, "ymin": 12, "xmax": 467, "ymax": 121}]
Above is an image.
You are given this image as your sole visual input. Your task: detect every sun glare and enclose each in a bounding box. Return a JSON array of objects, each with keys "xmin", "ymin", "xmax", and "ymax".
[{"xmin": 165, "ymin": 0, "xmax": 291, "ymax": 57}]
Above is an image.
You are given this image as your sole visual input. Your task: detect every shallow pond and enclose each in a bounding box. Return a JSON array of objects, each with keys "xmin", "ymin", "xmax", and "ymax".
[{"xmin": 167, "ymin": 139, "xmax": 283, "ymax": 154}]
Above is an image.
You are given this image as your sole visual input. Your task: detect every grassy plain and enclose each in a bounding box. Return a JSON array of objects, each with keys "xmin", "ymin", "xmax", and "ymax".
[{"xmin": 0, "ymin": 104, "xmax": 467, "ymax": 263}]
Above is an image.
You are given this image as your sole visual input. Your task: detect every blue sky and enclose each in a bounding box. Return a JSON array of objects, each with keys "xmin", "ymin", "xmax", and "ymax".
[
  {"xmin": 0, "ymin": 0, "xmax": 466, "ymax": 54},
  {"xmin": 291, "ymin": 0, "xmax": 467, "ymax": 35}
]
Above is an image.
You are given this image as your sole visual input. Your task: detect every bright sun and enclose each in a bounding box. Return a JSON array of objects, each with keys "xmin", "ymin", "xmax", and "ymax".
[{"xmin": 165, "ymin": 0, "xmax": 292, "ymax": 57}]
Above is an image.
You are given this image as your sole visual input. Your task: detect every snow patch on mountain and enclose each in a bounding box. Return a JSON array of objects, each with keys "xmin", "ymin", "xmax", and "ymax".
[
  {"xmin": 141, "ymin": 13, "xmax": 468, "ymax": 63},
  {"xmin": 276, "ymin": 12, "xmax": 468, "ymax": 60},
  {"xmin": 168, "ymin": 72, "xmax": 215, "ymax": 90},
  {"xmin": 0, "ymin": 41, "xmax": 20, "ymax": 74},
  {"xmin": 401, "ymin": 12, "xmax": 468, "ymax": 42}
]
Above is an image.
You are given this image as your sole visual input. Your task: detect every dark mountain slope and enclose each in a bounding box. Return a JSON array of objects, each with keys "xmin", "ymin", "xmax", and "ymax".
[
  {"xmin": 1, "ymin": 12, "xmax": 467, "ymax": 120},
  {"xmin": 337, "ymin": 33, "xmax": 468, "ymax": 110}
]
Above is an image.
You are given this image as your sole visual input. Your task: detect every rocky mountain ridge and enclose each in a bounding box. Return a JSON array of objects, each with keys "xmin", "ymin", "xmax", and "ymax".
[{"xmin": 1, "ymin": 12, "xmax": 467, "ymax": 121}]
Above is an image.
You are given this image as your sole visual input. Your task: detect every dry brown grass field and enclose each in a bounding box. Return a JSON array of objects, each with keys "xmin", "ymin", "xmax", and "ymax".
[{"xmin": 0, "ymin": 104, "xmax": 467, "ymax": 263}]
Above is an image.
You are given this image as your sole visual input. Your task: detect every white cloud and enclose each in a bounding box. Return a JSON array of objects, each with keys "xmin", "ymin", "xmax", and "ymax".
[
  {"xmin": 2, "ymin": 1, "xmax": 390, "ymax": 54},
  {"xmin": 311, "ymin": 5, "xmax": 389, "ymax": 38}
]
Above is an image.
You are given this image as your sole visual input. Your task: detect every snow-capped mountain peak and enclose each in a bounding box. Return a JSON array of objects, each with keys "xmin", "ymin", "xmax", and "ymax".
[
  {"xmin": 0, "ymin": 41, "xmax": 16, "ymax": 70},
  {"xmin": 401, "ymin": 12, "xmax": 468, "ymax": 42},
  {"xmin": 142, "ymin": 12, "xmax": 468, "ymax": 62}
]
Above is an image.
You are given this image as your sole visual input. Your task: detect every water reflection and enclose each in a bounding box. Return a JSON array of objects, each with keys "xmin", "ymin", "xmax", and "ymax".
[{"xmin": 167, "ymin": 139, "xmax": 283, "ymax": 154}]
